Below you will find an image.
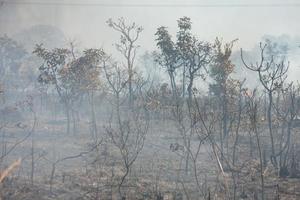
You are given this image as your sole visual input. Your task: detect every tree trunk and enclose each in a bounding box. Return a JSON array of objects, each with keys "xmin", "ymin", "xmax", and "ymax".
[
  {"xmin": 254, "ymin": 125, "xmax": 265, "ymax": 200},
  {"xmin": 90, "ymin": 91, "xmax": 98, "ymax": 138},
  {"xmin": 168, "ymin": 71, "xmax": 177, "ymax": 100},
  {"xmin": 66, "ymin": 103, "xmax": 71, "ymax": 135},
  {"xmin": 267, "ymin": 91, "xmax": 277, "ymax": 168}
]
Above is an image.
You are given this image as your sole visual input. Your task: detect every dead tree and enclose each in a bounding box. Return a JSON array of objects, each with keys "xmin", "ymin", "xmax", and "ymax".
[
  {"xmin": 105, "ymin": 112, "xmax": 148, "ymax": 200},
  {"xmin": 273, "ymin": 82, "xmax": 300, "ymax": 176},
  {"xmin": 43, "ymin": 140, "xmax": 102, "ymax": 193},
  {"xmin": 107, "ymin": 18, "xmax": 143, "ymax": 108},
  {"xmin": 241, "ymin": 43, "xmax": 289, "ymax": 169},
  {"xmin": 103, "ymin": 59, "xmax": 149, "ymax": 199},
  {"xmin": 245, "ymin": 89, "xmax": 265, "ymax": 200},
  {"xmin": 193, "ymin": 90, "xmax": 231, "ymax": 199}
]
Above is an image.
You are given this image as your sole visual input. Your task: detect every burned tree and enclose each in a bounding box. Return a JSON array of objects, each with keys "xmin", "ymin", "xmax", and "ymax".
[
  {"xmin": 107, "ymin": 18, "xmax": 143, "ymax": 108},
  {"xmin": 241, "ymin": 42, "xmax": 289, "ymax": 169},
  {"xmin": 245, "ymin": 89, "xmax": 265, "ymax": 200},
  {"xmin": 103, "ymin": 59, "xmax": 149, "ymax": 199},
  {"xmin": 273, "ymin": 83, "xmax": 300, "ymax": 177}
]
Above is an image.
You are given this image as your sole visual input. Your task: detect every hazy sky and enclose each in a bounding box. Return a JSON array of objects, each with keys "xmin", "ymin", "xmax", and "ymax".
[
  {"xmin": 1, "ymin": 0, "xmax": 300, "ymax": 86},
  {"xmin": 1, "ymin": 0, "xmax": 300, "ymax": 82},
  {"xmin": 1, "ymin": 0, "xmax": 300, "ymax": 52}
]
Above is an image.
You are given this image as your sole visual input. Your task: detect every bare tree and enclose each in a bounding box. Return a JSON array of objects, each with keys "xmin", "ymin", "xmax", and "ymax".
[
  {"xmin": 105, "ymin": 112, "xmax": 148, "ymax": 199},
  {"xmin": 241, "ymin": 42, "xmax": 289, "ymax": 169},
  {"xmin": 43, "ymin": 140, "xmax": 102, "ymax": 192},
  {"xmin": 107, "ymin": 18, "xmax": 143, "ymax": 108},
  {"xmin": 103, "ymin": 58, "xmax": 149, "ymax": 199},
  {"xmin": 273, "ymin": 82, "xmax": 300, "ymax": 177},
  {"xmin": 245, "ymin": 89, "xmax": 265, "ymax": 200}
]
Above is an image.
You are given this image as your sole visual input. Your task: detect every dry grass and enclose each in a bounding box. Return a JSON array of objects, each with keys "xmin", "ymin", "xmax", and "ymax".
[{"xmin": 0, "ymin": 158, "xmax": 21, "ymax": 183}]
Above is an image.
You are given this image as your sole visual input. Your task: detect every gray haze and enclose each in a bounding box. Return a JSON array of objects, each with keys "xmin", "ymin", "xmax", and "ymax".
[
  {"xmin": 1, "ymin": 0, "xmax": 300, "ymax": 84},
  {"xmin": 2, "ymin": 1, "xmax": 300, "ymax": 199}
]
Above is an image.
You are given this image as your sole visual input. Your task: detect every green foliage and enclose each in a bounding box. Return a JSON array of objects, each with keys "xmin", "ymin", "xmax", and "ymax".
[
  {"xmin": 209, "ymin": 38, "xmax": 236, "ymax": 96},
  {"xmin": 155, "ymin": 17, "xmax": 213, "ymax": 98},
  {"xmin": 61, "ymin": 48, "xmax": 105, "ymax": 92},
  {"xmin": 154, "ymin": 26, "xmax": 178, "ymax": 73},
  {"xmin": 33, "ymin": 44, "xmax": 70, "ymax": 85},
  {"xmin": 33, "ymin": 44, "xmax": 105, "ymax": 101}
]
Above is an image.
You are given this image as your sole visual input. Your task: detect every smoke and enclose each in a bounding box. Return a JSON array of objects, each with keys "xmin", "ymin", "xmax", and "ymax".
[
  {"xmin": 231, "ymin": 34, "xmax": 300, "ymax": 88},
  {"xmin": 1, "ymin": 0, "xmax": 300, "ymax": 89}
]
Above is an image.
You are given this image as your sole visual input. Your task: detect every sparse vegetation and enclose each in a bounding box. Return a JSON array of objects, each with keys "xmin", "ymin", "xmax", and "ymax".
[{"xmin": 0, "ymin": 4, "xmax": 300, "ymax": 200}]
